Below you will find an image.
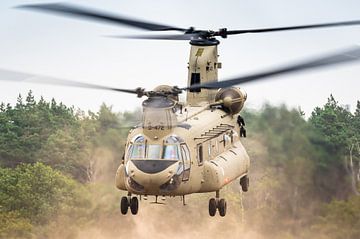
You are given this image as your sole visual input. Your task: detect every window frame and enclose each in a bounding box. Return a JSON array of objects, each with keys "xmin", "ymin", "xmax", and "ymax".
[
  {"xmin": 197, "ymin": 144, "xmax": 204, "ymax": 165},
  {"xmin": 180, "ymin": 143, "xmax": 191, "ymax": 181}
]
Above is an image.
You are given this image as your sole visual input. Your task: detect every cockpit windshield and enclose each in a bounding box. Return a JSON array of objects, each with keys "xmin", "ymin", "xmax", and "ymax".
[
  {"xmin": 128, "ymin": 135, "xmax": 182, "ymax": 160},
  {"xmin": 162, "ymin": 144, "xmax": 179, "ymax": 159},
  {"xmin": 127, "ymin": 135, "xmax": 191, "ymax": 181},
  {"xmin": 146, "ymin": 145, "xmax": 161, "ymax": 159}
]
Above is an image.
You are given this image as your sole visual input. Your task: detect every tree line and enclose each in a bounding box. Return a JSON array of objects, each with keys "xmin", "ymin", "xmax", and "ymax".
[{"xmin": 0, "ymin": 91, "xmax": 359, "ymax": 239}]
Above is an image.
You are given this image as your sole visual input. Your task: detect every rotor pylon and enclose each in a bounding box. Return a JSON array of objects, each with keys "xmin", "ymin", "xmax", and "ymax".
[{"xmin": 186, "ymin": 39, "xmax": 221, "ymax": 106}]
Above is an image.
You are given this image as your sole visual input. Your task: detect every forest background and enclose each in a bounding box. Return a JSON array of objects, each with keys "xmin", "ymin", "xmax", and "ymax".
[{"xmin": 0, "ymin": 91, "xmax": 359, "ymax": 239}]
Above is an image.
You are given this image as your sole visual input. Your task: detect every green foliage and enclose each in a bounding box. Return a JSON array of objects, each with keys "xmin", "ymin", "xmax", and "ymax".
[
  {"xmin": 0, "ymin": 163, "xmax": 90, "ymax": 226},
  {"xmin": 309, "ymin": 95, "xmax": 360, "ymax": 198},
  {"xmin": 0, "ymin": 92, "xmax": 136, "ymax": 182},
  {"xmin": 242, "ymin": 97, "xmax": 360, "ymax": 238},
  {"xmin": 0, "ymin": 211, "xmax": 33, "ymax": 239},
  {"xmin": 0, "ymin": 91, "xmax": 77, "ymax": 167},
  {"xmin": 313, "ymin": 196, "xmax": 360, "ymax": 239},
  {"xmin": 310, "ymin": 95, "xmax": 354, "ymax": 155},
  {"xmin": 243, "ymin": 104, "xmax": 318, "ymax": 237},
  {"xmin": 247, "ymin": 104, "xmax": 311, "ymax": 165}
]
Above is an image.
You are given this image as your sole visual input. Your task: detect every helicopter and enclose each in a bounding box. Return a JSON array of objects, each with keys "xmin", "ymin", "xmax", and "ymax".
[{"xmin": 1, "ymin": 3, "xmax": 360, "ymax": 217}]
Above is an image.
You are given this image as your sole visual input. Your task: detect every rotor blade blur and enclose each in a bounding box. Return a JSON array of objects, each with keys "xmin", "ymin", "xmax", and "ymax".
[
  {"xmin": 0, "ymin": 68, "xmax": 139, "ymax": 94},
  {"xmin": 108, "ymin": 33, "xmax": 201, "ymax": 41},
  {"xmin": 184, "ymin": 46, "xmax": 360, "ymax": 90},
  {"xmin": 16, "ymin": 3, "xmax": 186, "ymax": 32},
  {"xmin": 225, "ymin": 20, "xmax": 360, "ymax": 35}
]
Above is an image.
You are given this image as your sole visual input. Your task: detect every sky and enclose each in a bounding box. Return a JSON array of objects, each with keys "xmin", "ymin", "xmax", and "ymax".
[{"xmin": 1, "ymin": 0, "xmax": 360, "ymax": 117}]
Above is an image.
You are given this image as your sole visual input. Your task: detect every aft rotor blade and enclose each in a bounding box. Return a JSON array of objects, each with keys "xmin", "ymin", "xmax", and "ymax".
[
  {"xmin": 16, "ymin": 3, "xmax": 186, "ymax": 32},
  {"xmin": 0, "ymin": 68, "xmax": 140, "ymax": 94},
  {"xmin": 108, "ymin": 33, "xmax": 202, "ymax": 41},
  {"xmin": 184, "ymin": 46, "xmax": 360, "ymax": 90},
  {"xmin": 225, "ymin": 20, "xmax": 360, "ymax": 35}
]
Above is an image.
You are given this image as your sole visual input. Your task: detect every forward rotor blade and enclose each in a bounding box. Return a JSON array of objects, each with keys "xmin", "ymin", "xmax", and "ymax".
[
  {"xmin": 184, "ymin": 46, "xmax": 360, "ymax": 90},
  {"xmin": 16, "ymin": 3, "xmax": 186, "ymax": 32},
  {"xmin": 108, "ymin": 33, "xmax": 201, "ymax": 41},
  {"xmin": 0, "ymin": 68, "xmax": 139, "ymax": 94},
  {"xmin": 225, "ymin": 20, "xmax": 360, "ymax": 35}
]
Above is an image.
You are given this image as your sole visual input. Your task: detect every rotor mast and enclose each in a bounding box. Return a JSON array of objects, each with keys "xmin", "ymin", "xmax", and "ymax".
[{"xmin": 186, "ymin": 39, "xmax": 221, "ymax": 106}]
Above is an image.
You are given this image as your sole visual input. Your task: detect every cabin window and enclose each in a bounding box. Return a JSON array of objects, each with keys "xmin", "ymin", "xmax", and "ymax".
[
  {"xmin": 214, "ymin": 140, "xmax": 219, "ymax": 155},
  {"xmin": 197, "ymin": 144, "xmax": 203, "ymax": 165},
  {"xmin": 223, "ymin": 133, "xmax": 231, "ymax": 147},
  {"xmin": 208, "ymin": 143, "xmax": 212, "ymax": 157},
  {"xmin": 190, "ymin": 73, "xmax": 201, "ymax": 92}
]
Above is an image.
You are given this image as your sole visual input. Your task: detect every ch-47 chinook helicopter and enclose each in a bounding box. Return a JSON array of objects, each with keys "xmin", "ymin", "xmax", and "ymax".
[{"xmin": 2, "ymin": 3, "xmax": 360, "ymax": 217}]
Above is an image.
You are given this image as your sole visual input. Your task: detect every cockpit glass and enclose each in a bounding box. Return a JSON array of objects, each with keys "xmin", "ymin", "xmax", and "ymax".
[
  {"xmin": 128, "ymin": 135, "xmax": 184, "ymax": 160},
  {"xmin": 147, "ymin": 145, "xmax": 161, "ymax": 159},
  {"xmin": 165, "ymin": 136, "xmax": 179, "ymax": 144},
  {"xmin": 162, "ymin": 144, "xmax": 179, "ymax": 159},
  {"xmin": 130, "ymin": 144, "xmax": 145, "ymax": 159},
  {"xmin": 133, "ymin": 135, "xmax": 145, "ymax": 143}
]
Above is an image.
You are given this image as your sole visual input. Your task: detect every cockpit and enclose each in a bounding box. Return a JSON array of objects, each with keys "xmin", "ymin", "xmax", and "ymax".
[
  {"xmin": 126, "ymin": 135, "xmax": 191, "ymax": 181},
  {"xmin": 129, "ymin": 136, "xmax": 180, "ymax": 160}
]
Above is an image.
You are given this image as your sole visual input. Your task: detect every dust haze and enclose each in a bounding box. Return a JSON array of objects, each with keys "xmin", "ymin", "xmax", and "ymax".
[{"xmin": 47, "ymin": 137, "xmax": 315, "ymax": 239}]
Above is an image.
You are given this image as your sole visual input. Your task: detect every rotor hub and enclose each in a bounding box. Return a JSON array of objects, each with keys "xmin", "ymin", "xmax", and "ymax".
[{"xmin": 190, "ymin": 38, "xmax": 220, "ymax": 46}]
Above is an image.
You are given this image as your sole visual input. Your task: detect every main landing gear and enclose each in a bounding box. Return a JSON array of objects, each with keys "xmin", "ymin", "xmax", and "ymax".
[
  {"xmin": 208, "ymin": 190, "xmax": 227, "ymax": 217},
  {"xmin": 120, "ymin": 193, "xmax": 139, "ymax": 215}
]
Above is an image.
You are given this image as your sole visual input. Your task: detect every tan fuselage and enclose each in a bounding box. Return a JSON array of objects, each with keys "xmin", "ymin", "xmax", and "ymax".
[
  {"xmin": 115, "ymin": 104, "xmax": 250, "ymax": 196},
  {"xmin": 115, "ymin": 39, "xmax": 250, "ymax": 197}
]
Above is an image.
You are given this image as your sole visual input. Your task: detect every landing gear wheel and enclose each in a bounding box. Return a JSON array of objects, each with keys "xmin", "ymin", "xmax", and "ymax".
[
  {"xmin": 120, "ymin": 196, "xmax": 129, "ymax": 215},
  {"xmin": 240, "ymin": 175, "xmax": 249, "ymax": 192},
  {"xmin": 208, "ymin": 198, "xmax": 217, "ymax": 217},
  {"xmin": 218, "ymin": 198, "xmax": 227, "ymax": 217},
  {"xmin": 130, "ymin": 197, "xmax": 139, "ymax": 215}
]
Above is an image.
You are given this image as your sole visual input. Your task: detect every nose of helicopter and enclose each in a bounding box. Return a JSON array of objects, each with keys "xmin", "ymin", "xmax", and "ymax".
[{"xmin": 126, "ymin": 159, "xmax": 179, "ymax": 193}]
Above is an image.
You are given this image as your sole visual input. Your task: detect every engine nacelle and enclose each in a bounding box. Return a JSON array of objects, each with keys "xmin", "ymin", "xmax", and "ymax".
[{"xmin": 215, "ymin": 87, "xmax": 247, "ymax": 114}]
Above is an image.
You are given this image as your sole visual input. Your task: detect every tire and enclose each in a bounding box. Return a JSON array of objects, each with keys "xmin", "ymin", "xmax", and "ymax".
[
  {"xmin": 218, "ymin": 199, "xmax": 227, "ymax": 217},
  {"xmin": 208, "ymin": 198, "xmax": 217, "ymax": 217},
  {"xmin": 120, "ymin": 196, "xmax": 129, "ymax": 215},
  {"xmin": 240, "ymin": 175, "xmax": 249, "ymax": 192},
  {"xmin": 130, "ymin": 197, "xmax": 139, "ymax": 215}
]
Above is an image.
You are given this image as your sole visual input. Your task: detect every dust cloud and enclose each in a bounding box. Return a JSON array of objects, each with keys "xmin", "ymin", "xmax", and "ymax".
[
  {"xmin": 75, "ymin": 193, "xmax": 263, "ymax": 239},
  {"xmin": 55, "ymin": 137, "xmax": 318, "ymax": 239},
  {"xmin": 72, "ymin": 141, "xmax": 263, "ymax": 239}
]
